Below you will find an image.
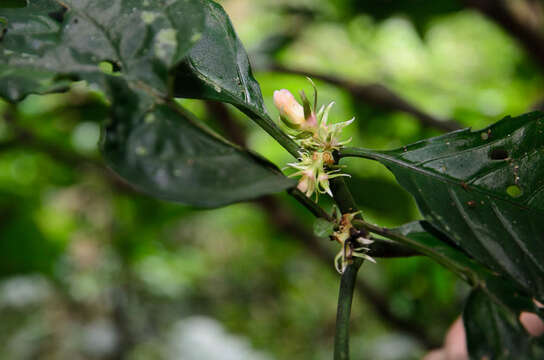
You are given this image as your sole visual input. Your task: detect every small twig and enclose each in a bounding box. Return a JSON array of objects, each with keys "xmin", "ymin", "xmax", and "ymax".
[
  {"xmin": 367, "ymin": 237, "xmax": 420, "ymax": 258},
  {"xmin": 326, "ymin": 167, "xmax": 369, "ymax": 359},
  {"xmin": 353, "ymin": 219, "xmax": 473, "ymax": 283},
  {"xmin": 270, "ymin": 64, "xmax": 463, "ymax": 133}
]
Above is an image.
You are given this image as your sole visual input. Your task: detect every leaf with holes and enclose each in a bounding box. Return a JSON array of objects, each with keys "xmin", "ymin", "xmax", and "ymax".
[
  {"xmin": 171, "ymin": 0, "xmax": 299, "ymax": 157},
  {"xmin": 341, "ymin": 112, "xmax": 544, "ymax": 302},
  {"xmin": 463, "ymin": 289, "xmax": 544, "ymax": 360},
  {"xmin": 0, "ymin": 0, "xmax": 205, "ymax": 101},
  {"xmin": 102, "ymin": 77, "xmax": 296, "ymax": 208}
]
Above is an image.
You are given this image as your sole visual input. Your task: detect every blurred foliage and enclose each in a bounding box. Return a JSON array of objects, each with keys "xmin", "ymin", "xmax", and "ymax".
[{"xmin": 1, "ymin": 0, "xmax": 543, "ymax": 359}]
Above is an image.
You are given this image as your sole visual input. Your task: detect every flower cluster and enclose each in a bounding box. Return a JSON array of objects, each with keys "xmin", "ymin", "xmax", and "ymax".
[
  {"xmin": 273, "ymin": 79, "xmax": 353, "ymax": 199},
  {"xmin": 286, "ymin": 150, "xmax": 345, "ymax": 197},
  {"xmin": 331, "ymin": 212, "xmax": 375, "ymax": 274}
]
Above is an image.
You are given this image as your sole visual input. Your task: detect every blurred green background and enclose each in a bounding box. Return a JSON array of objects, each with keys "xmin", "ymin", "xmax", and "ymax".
[{"xmin": 1, "ymin": 0, "xmax": 543, "ymax": 359}]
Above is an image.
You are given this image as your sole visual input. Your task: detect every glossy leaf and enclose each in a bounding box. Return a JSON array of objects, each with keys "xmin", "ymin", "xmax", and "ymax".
[
  {"xmin": 1, "ymin": 0, "xmax": 294, "ymax": 206},
  {"xmin": 0, "ymin": 0, "xmax": 205, "ymax": 99},
  {"xmin": 342, "ymin": 112, "xmax": 544, "ymax": 302},
  {"xmin": 463, "ymin": 289, "xmax": 544, "ymax": 360},
  {"xmin": 172, "ymin": 0, "xmax": 265, "ymax": 112},
  {"xmin": 385, "ymin": 221, "xmax": 540, "ymax": 315},
  {"xmin": 102, "ymin": 78, "xmax": 295, "ymax": 208},
  {"xmin": 171, "ymin": 0, "xmax": 300, "ymax": 157}
]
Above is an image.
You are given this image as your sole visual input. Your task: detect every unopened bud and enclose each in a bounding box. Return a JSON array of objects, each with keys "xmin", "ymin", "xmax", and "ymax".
[
  {"xmin": 297, "ymin": 176, "xmax": 310, "ymax": 193},
  {"xmin": 274, "ymin": 89, "xmax": 305, "ymax": 126}
]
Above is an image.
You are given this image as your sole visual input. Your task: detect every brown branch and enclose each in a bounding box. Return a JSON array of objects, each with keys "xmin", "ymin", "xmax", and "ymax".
[
  {"xmin": 464, "ymin": 0, "xmax": 544, "ymax": 72},
  {"xmin": 270, "ymin": 64, "xmax": 463, "ymax": 133}
]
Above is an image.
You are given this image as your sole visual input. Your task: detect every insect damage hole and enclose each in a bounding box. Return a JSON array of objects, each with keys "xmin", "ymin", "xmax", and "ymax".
[
  {"xmin": 98, "ymin": 60, "xmax": 122, "ymax": 75},
  {"xmin": 506, "ymin": 185, "xmax": 523, "ymax": 198},
  {"xmin": 489, "ymin": 147, "xmax": 509, "ymax": 160}
]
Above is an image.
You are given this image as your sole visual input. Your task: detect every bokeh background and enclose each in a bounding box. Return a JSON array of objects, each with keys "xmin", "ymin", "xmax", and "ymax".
[{"xmin": 1, "ymin": 0, "xmax": 543, "ymax": 359}]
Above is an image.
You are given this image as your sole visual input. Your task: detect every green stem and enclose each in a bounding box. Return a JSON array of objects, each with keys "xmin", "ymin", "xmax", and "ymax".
[
  {"xmin": 328, "ymin": 175, "xmax": 367, "ymax": 360},
  {"xmin": 353, "ymin": 219, "xmax": 474, "ymax": 283},
  {"xmin": 243, "ymin": 107, "xmax": 302, "ymax": 158},
  {"xmin": 334, "ymin": 258, "xmax": 363, "ymax": 360},
  {"xmin": 329, "ymin": 177, "xmax": 369, "ymax": 237},
  {"xmin": 368, "ymin": 239, "xmax": 420, "ymax": 258},
  {"xmin": 329, "ymin": 177, "xmax": 359, "ymax": 214}
]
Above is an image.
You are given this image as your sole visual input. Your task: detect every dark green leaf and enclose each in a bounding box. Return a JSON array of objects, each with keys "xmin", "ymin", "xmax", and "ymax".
[
  {"xmin": 463, "ymin": 289, "xmax": 544, "ymax": 360},
  {"xmin": 0, "ymin": 0, "xmax": 205, "ymax": 99},
  {"xmin": 2, "ymin": 0, "xmax": 296, "ymax": 206},
  {"xmin": 102, "ymin": 78, "xmax": 295, "ymax": 208},
  {"xmin": 172, "ymin": 0, "xmax": 264, "ymax": 113},
  {"xmin": 342, "ymin": 112, "xmax": 544, "ymax": 302},
  {"xmin": 172, "ymin": 0, "xmax": 300, "ymax": 157},
  {"xmin": 387, "ymin": 221, "xmax": 540, "ymax": 315},
  {"xmin": 346, "ymin": 176, "xmax": 414, "ymax": 222},
  {"xmin": 314, "ymin": 218, "xmax": 334, "ymax": 238},
  {"xmin": 0, "ymin": 0, "xmax": 27, "ymax": 8},
  {"xmin": 0, "ymin": 65, "xmax": 71, "ymax": 102}
]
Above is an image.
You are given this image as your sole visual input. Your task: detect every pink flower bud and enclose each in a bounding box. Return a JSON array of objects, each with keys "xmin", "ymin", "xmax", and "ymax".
[
  {"xmin": 297, "ymin": 176, "xmax": 310, "ymax": 193},
  {"xmin": 273, "ymin": 89, "xmax": 305, "ymax": 126}
]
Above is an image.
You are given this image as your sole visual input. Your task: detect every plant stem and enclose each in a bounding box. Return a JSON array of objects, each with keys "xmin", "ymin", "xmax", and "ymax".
[
  {"xmin": 329, "ymin": 177, "xmax": 369, "ymax": 237},
  {"xmin": 329, "ymin": 177, "xmax": 359, "ymax": 214},
  {"xmin": 352, "ymin": 219, "xmax": 473, "ymax": 283},
  {"xmin": 328, "ymin": 175, "xmax": 368, "ymax": 360},
  {"xmin": 368, "ymin": 238, "xmax": 420, "ymax": 258},
  {"xmin": 334, "ymin": 257, "xmax": 363, "ymax": 360},
  {"xmin": 243, "ymin": 107, "xmax": 302, "ymax": 158}
]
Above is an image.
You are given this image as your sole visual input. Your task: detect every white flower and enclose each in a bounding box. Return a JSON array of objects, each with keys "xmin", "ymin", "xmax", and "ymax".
[
  {"xmin": 274, "ymin": 80, "xmax": 354, "ymax": 152},
  {"xmin": 276, "ymin": 79, "xmax": 353, "ymax": 199},
  {"xmin": 287, "ymin": 151, "xmax": 348, "ymax": 199},
  {"xmin": 331, "ymin": 212, "xmax": 376, "ymax": 274}
]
